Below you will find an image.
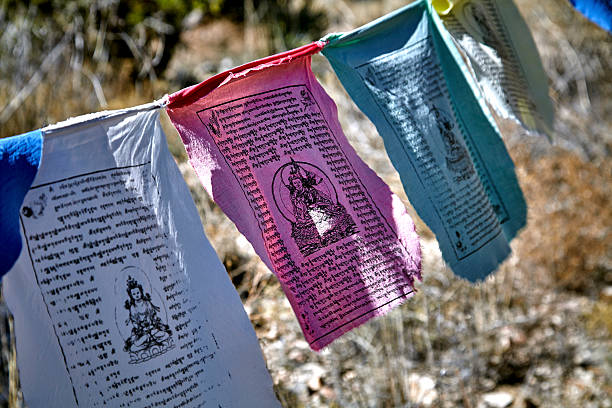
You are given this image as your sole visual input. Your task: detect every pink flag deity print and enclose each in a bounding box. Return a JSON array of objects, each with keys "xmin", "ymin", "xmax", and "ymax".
[{"xmin": 166, "ymin": 42, "xmax": 422, "ymax": 351}]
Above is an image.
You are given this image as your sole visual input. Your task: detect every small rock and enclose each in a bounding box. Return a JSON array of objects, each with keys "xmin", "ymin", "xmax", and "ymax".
[
  {"xmin": 480, "ymin": 391, "xmax": 514, "ymax": 408},
  {"xmin": 481, "ymin": 378, "xmax": 496, "ymax": 389},
  {"xmin": 573, "ymin": 346, "xmax": 596, "ymax": 367},
  {"xmin": 289, "ymin": 363, "xmax": 326, "ymax": 396},
  {"xmin": 600, "ymin": 286, "xmax": 612, "ymax": 303},
  {"xmin": 551, "ymin": 314, "xmax": 563, "ymax": 327},
  {"xmin": 263, "ymin": 322, "xmax": 278, "ymax": 340},
  {"xmin": 407, "ymin": 373, "xmax": 438, "ymax": 406},
  {"xmin": 308, "ymin": 375, "xmax": 322, "ymax": 392},
  {"xmin": 287, "ymin": 348, "xmax": 306, "ymax": 363},
  {"xmin": 319, "ymin": 385, "xmax": 336, "ymax": 400},
  {"xmin": 182, "ymin": 9, "xmax": 203, "ymax": 29},
  {"xmin": 235, "ymin": 234, "xmax": 255, "ymax": 256},
  {"xmin": 572, "ymin": 367, "xmax": 595, "ymax": 388}
]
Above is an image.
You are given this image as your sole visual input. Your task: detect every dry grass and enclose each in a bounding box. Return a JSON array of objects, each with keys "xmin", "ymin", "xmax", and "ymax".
[
  {"xmin": 0, "ymin": 0, "xmax": 611, "ymax": 407},
  {"xmin": 512, "ymin": 147, "xmax": 611, "ymax": 293}
]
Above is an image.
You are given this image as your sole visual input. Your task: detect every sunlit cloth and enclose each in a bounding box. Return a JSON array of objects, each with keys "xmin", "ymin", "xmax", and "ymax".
[
  {"xmin": 569, "ymin": 0, "xmax": 612, "ymax": 32},
  {"xmin": 0, "ymin": 130, "xmax": 42, "ymax": 277},
  {"xmin": 435, "ymin": 0, "xmax": 555, "ymax": 139},
  {"xmin": 322, "ymin": 0, "xmax": 526, "ymax": 281},
  {"xmin": 3, "ymin": 104, "xmax": 279, "ymax": 408},
  {"xmin": 166, "ymin": 42, "xmax": 422, "ymax": 351}
]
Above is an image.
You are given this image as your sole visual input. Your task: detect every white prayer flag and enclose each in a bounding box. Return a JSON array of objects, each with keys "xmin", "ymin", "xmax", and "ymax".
[{"xmin": 2, "ymin": 104, "xmax": 279, "ymax": 407}]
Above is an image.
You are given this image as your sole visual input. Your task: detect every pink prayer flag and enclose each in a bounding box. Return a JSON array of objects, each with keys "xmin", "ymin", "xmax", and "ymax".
[{"xmin": 166, "ymin": 42, "xmax": 421, "ymax": 350}]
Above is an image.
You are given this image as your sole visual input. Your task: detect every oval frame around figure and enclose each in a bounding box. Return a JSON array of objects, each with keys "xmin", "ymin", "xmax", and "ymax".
[
  {"xmin": 114, "ymin": 265, "xmax": 174, "ymax": 364},
  {"xmin": 271, "ymin": 158, "xmax": 358, "ymax": 257}
]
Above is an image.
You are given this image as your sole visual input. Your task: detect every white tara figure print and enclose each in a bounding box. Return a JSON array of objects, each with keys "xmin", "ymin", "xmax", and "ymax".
[{"xmin": 122, "ymin": 274, "xmax": 174, "ymax": 364}]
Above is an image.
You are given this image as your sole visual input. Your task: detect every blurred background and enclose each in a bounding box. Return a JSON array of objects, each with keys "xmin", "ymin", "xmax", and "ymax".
[{"xmin": 0, "ymin": 0, "xmax": 610, "ymax": 406}]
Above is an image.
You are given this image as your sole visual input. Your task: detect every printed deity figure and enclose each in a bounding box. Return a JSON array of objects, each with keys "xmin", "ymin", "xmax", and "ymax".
[
  {"xmin": 431, "ymin": 106, "xmax": 475, "ymax": 181},
  {"xmin": 285, "ymin": 160, "xmax": 358, "ymax": 256},
  {"xmin": 123, "ymin": 276, "xmax": 173, "ymax": 363}
]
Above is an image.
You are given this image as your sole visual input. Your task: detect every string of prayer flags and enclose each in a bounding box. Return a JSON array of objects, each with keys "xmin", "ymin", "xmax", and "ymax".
[
  {"xmin": 568, "ymin": 0, "xmax": 612, "ymax": 32},
  {"xmin": 0, "ymin": 130, "xmax": 42, "ymax": 276},
  {"xmin": 322, "ymin": 0, "xmax": 526, "ymax": 281},
  {"xmin": 2, "ymin": 104, "xmax": 280, "ymax": 407},
  {"xmin": 433, "ymin": 0, "xmax": 555, "ymax": 139},
  {"xmin": 166, "ymin": 42, "xmax": 422, "ymax": 351}
]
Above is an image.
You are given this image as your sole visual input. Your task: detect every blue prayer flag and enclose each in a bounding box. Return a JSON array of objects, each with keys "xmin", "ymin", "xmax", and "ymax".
[
  {"xmin": 0, "ymin": 130, "xmax": 43, "ymax": 277},
  {"xmin": 322, "ymin": 0, "xmax": 527, "ymax": 281},
  {"xmin": 570, "ymin": 0, "xmax": 612, "ymax": 32}
]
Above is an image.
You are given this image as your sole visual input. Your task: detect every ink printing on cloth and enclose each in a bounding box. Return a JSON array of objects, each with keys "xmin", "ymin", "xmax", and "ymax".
[
  {"xmin": 2, "ymin": 104, "xmax": 279, "ymax": 408},
  {"xmin": 166, "ymin": 42, "xmax": 422, "ymax": 351},
  {"xmin": 322, "ymin": 0, "xmax": 527, "ymax": 281}
]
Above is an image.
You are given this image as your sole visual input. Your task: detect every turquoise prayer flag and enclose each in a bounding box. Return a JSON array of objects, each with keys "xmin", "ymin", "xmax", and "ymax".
[
  {"xmin": 0, "ymin": 130, "xmax": 43, "ymax": 277},
  {"xmin": 322, "ymin": 0, "xmax": 526, "ymax": 281}
]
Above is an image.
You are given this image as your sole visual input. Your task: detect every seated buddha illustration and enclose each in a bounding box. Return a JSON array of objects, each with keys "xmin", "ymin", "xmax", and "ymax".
[
  {"xmin": 431, "ymin": 105, "xmax": 475, "ymax": 182},
  {"xmin": 123, "ymin": 275, "xmax": 173, "ymax": 363}
]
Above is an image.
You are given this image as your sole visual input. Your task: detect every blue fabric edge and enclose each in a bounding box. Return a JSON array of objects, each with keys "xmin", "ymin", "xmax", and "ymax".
[{"xmin": 0, "ymin": 130, "xmax": 43, "ymax": 279}]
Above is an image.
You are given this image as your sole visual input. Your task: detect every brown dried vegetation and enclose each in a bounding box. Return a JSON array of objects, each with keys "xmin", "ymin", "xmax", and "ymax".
[{"xmin": 0, "ymin": 0, "xmax": 610, "ymax": 407}]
